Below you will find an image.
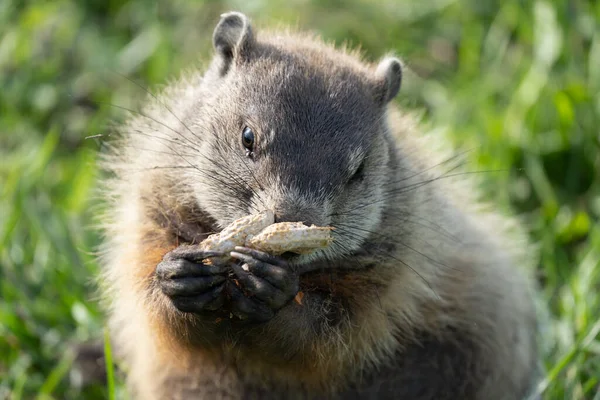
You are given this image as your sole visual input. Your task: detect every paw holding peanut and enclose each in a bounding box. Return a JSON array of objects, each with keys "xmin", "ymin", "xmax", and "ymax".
[
  {"xmin": 158, "ymin": 211, "xmax": 332, "ymax": 318},
  {"xmin": 179, "ymin": 210, "xmax": 333, "ymax": 316}
]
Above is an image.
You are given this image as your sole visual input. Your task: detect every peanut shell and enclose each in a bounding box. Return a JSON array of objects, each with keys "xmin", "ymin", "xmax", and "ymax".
[
  {"xmin": 246, "ymin": 222, "xmax": 333, "ymax": 255},
  {"xmin": 199, "ymin": 210, "xmax": 275, "ymax": 254}
]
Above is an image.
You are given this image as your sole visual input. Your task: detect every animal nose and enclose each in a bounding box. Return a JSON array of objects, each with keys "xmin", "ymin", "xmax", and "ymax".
[
  {"xmin": 273, "ymin": 207, "xmax": 318, "ymax": 226},
  {"xmin": 274, "ymin": 212, "xmax": 308, "ymax": 225}
]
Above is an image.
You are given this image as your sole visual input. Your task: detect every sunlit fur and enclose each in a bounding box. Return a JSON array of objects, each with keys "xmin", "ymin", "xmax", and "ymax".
[{"xmin": 97, "ymin": 12, "xmax": 540, "ymax": 400}]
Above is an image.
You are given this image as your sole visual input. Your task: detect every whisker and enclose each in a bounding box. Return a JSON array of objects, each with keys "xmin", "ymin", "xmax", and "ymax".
[
  {"xmin": 330, "ymin": 207, "xmax": 461, "ymax": 244},
  {"xmin": 113, "ymin": 165, "xmax": 200, "ymax": 172},
  {"xmin": 112, "ymin": 144, "xmax": 200, "ymax": 159},
  {"xmin": 208, "ymin": 157, "xmax": 264, "ymax": 213},
  {"xmin": 332, "ymin": 226, "xmax": 440, "ymax": 300},
  {"xmin": 127, "ymin": 128, "xmax": 194, "ymax": 148},
  {"xmin": 334, "ymin": 168, "xmax": 507, "ymax": 216},
  {"xmin": 120, "ymin": 125, "xmax": 258, "ymax": 213},
  {"xmin": 186, "ymin": 168, "xmax": 256, "ymax": 211},
  {"xmin": 384, "ymin": 210, "xmax": 462, "ymax": 243},
  {"xmin": 383, "ymin": 147, "xmax": 475, "ymax": 188},
  {"xmin": 110, "ymin": 70, "xmax": 205, "ymax": 146},
  {"xmin": 334, "ymin": 223, "xmax": 460, "ymax": 272},
  {"xmin": 385, "ymin": 169, "xmax": 508, "ymax": 197},
  {"xmin": 187, "ymin": 171, "xmax": 256, "ymax": 211},
  {"xmin": 77, "ymin": 98, "xmax": 194, "ymax": 147}
]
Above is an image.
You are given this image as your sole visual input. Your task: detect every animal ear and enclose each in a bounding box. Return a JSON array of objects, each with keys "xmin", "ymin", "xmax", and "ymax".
[
  {"xmin": 373, "ymin": 57, "xmax": 403, "ymax": 105},
  {"xmin": 212, "ymin": 12, "xmax": 254, "ymax": 75}
]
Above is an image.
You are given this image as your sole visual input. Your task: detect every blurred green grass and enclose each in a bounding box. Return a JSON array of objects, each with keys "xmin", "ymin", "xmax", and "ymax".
[{"xmin": 0, "ymin": 0, "xmax": 599, "ymax": 398}]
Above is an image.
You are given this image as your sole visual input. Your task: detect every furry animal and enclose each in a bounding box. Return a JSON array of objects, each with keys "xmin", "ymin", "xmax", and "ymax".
[{"xmin": 98, "ymin": 11, "xmax": 541, "ymax": 399}]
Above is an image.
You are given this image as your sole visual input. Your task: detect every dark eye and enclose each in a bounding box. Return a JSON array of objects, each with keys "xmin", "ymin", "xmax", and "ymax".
[
  {"xmin": 242, "ymin": 126, "xmax": 254, "ymax": 153},
  {"xmin": 349, "ymin": 161, "xmax": 365, "ymax": 183}
]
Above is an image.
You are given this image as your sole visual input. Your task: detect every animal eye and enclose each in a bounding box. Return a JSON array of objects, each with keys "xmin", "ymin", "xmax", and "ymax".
[
  {"xmin": 242, "ymin": 126, "xmax": 254, "ymax": 152},
  {"xmin": 349, "ymin": 161, "xmax": 365, "ymax": 183}
]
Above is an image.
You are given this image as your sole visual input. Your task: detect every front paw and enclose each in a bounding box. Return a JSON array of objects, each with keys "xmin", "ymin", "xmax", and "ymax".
[
  {"xmin": 156, "ymin": 246, "xmax": 227, "ymax": 314},
  {"xmin": 228, "ymin": 247, "xmax": 299, "ymax": 322}
]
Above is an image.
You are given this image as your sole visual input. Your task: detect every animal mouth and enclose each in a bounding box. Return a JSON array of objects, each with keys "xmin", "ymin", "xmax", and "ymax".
[{"xmin": 280, "ymin": 251, "xmax": 297, "ymax": 259}]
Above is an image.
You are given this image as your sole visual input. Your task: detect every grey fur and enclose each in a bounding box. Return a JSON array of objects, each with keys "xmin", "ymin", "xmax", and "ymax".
[
  {"xmin": 213, "ymin": 12, "xmax": 254, "ymax": 75},
  {"xmin": 98, "ymin": 11, "xmax": 541, "ymax": 400},
  {"xmin": 374, "ymin": 57, "xmax": 402, "ymax": 105}
]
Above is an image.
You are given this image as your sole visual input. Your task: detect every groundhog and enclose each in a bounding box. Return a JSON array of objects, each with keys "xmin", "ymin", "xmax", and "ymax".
[{"xmin": 97, "ymin": 11, "xmax": 541, "ymax": 400}]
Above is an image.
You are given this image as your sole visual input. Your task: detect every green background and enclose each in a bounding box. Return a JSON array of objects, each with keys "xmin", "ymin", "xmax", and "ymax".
[{"xmin": 0, "ymin": 0, "xmax": 599, "ymax": 398}]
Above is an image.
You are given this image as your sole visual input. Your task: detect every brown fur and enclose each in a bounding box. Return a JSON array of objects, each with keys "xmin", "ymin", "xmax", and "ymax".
[{"xmin": 97, "ymin": 12, "xmax": 541, "ymax": 400}]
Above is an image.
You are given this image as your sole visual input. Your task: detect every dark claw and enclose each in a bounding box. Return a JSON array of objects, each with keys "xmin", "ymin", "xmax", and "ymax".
[
  {"xmin": 156, "ymin": 258, "xmax": 227, "ymax": 279},
  {"xmin": 230, "ymin": 249, "xmax": 294, "ymax": 289},
  {"xmin": 163, "ymin": 246, "xmax": 225, "ymax": 262},
  {"xmin": 233, "ymin": 247, "xmax": 288, "ymax": 267},
  {"xmin": 156, "ymin": 247, "xmax": 227, "ymax": 315},
  {"xmin": 171, "ymin": 286, "xmax": 225, "ymax": 312},
  {"xmin": 227, "ymin": 248, "xmax": 300, "ymax": 322},
  {"xmin": 160, "ymin": 273, "xmax": 225, "ymax": 297},
  {"xmin": 230, "ymin": 263, "xmax": 289, "ymax": 308},
  {"xmin": 228, "ymin": 281, "xmax": 274, "ymax": 322}
]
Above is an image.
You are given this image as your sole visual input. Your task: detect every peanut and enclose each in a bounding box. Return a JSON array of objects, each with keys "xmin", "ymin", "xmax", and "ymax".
[
  {"xmin": 246, "ymin": 222, "xmax": 333, "ymax": 255},
  {"xmin": 198, "ymin": 211, "xmax": 333, "ymax": 257}
]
